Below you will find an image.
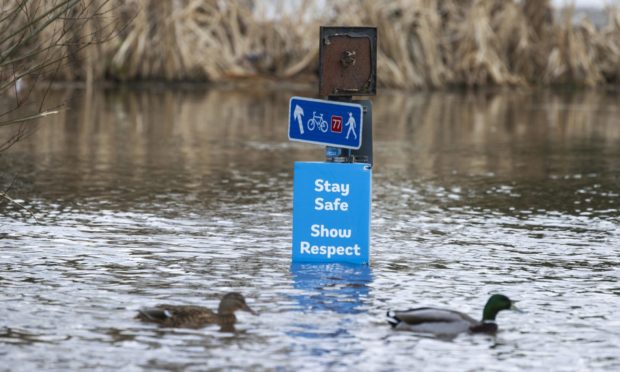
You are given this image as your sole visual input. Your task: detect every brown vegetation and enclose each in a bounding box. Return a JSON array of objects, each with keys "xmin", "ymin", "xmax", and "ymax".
[
  {"xmin": 1, "ymin": 0, "xmax": 117, "ymax": 220},
  {"xmin": 2, "ymin": 0, "xmax": 620, "ymax": 88},
  {"xmin": 1, "ymin": 0, "xmax": 116, "ymax": 155}
]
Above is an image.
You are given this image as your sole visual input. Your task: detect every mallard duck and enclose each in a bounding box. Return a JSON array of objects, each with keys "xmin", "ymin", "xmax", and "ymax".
[
  {"xmin": 136, "ymin": 292, "xmax": 256, "ymax": 328},
  {"xmin": 386, "ymin": 294, "xmax": 518, "ymax": 336}
]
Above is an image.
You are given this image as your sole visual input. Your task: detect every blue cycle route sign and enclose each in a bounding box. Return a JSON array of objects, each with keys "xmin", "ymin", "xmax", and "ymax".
[{"xmin": 288, "ymin": 97, "xmax": 363, "ymax": 149}]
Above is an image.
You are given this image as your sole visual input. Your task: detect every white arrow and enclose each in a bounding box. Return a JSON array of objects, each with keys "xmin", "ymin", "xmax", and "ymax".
[{"xmin": 294, "ymin": 104, "xmax": 304, "ymax": 135}]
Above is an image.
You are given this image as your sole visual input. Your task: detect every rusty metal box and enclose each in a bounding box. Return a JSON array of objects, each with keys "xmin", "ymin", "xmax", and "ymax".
[{"xmin": 319, "ymin": 27, "xmax": 377, "ymax": 97}]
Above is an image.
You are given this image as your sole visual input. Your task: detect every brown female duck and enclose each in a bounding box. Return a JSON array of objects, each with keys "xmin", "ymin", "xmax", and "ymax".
[{"xmin": 136, "ymin": 292, "xmax": 256, "ymax": 328}]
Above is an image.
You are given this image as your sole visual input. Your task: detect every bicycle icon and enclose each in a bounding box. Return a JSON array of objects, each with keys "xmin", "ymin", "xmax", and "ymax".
[{"xmin": 307, "ymin": 111, "xmax": 328, "ymax": 133}]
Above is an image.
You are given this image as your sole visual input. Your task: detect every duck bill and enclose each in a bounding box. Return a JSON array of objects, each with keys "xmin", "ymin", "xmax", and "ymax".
[
  {"xmin": 510, "ymin": 301, "xmax": 524, "ymax": 313},
  {"xmin": 243, "ymin": 304, "xmax": 258, "ymax": 315}
]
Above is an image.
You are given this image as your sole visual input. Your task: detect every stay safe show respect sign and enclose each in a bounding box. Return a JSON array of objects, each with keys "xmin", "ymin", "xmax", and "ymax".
[{"xmin": 292, "ymin": 162, "xmax": 371, "ymax": 264}]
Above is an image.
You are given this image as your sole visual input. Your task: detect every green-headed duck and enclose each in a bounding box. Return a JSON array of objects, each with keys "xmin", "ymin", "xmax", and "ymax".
[{"xmin": 387, "ymin": 294, "xmax": 519, "ymax": 336}]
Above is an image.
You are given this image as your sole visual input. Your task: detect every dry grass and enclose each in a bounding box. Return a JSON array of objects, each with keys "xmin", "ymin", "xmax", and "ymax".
[{"xmin": 2, "ymin": 0, "xmax": 620, "ymax": 88}]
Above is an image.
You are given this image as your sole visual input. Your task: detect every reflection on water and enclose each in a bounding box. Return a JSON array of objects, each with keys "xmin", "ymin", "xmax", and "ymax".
[
  {"xmin": 1, "ymin": 87, "xmax": 619, "ymax": 370},
  {"xmin": 287, "ymin": 264, "xmax": 372, "ymax": 358},
  {"xmin": 290, "ymin": 263, "xmax": 372, "ymax": 315}
]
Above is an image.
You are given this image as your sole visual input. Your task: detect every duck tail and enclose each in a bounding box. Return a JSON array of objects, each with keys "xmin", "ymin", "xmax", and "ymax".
[
  {"xmin": 137, "ymin": 308, "xmax": 172, "ymax": 322},
  {"xmin": 386, "ymin": 310, "xmax": 401, "ymax": 328}
]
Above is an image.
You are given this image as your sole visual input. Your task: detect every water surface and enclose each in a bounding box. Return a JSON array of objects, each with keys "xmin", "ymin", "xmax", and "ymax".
[{"xmin": 1, "ymin": 87, "xmax": 619, "ymax": 371}]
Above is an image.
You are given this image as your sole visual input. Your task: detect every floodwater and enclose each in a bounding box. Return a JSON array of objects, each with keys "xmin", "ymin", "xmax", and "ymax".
[{"xmin": 1, "ymin": 87, "xmax": 619, "ymax": 371}]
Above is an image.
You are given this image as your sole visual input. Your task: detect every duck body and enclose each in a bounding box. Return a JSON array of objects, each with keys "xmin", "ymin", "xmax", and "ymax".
[
  {"xmin": 387, "ymin": 294, "xmax": 514, "ymax": 336},
  {"xmin": 387, "ymin": 307, "xmax": 496, "ymax": 335},
  {"xmin": 137, "ymin": 305, "xmax": 232, "ymax": 328},
  {"xmin": 136, "ymin": 292, "xmax": 255, "ymax": 329}
]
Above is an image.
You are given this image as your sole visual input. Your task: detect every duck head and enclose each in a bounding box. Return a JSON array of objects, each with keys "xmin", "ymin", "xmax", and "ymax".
[
  {"xmin": 218, "ymin": 292, "xmax": 257, "ymax": 316},
  {"xmin": 482, "ymin": 294, "xmax": 517, "ymax": 322}
]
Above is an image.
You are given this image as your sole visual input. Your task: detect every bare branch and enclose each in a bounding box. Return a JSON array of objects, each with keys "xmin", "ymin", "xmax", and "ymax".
[
  {"xmin": 0, "ymin": 190, "xmax": 39, "ymax": 224},
  {"xmin": 0, "ymin": 0, "xmax": 79, "ymax": 63},
  {"xmin": 0, "ymin": 109, "xmax": 61, "ymax": 127}
]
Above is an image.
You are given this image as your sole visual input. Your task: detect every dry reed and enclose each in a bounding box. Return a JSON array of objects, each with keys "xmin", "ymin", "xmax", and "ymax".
[{"xmin": 2, "ymin": 0, "xmax": 620, "ymax": 88}]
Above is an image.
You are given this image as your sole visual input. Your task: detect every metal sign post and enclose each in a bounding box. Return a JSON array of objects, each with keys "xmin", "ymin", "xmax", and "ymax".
[
  {"xmin": 320, "ymin": 26, "xmax": 376, "ymax": 165},
  {"xmin": 290, "ymin": 26, "xmax": 376, "ymax": 265}
]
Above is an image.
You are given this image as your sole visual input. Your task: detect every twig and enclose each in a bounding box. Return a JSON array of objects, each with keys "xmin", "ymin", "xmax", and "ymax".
[
  {"xmin": 0, "ymin": 108, "xmax": 61, "ymax": 127},
  {"xmin": 0, "ymin": 191, "xmax": 39, "ymax": 224}
]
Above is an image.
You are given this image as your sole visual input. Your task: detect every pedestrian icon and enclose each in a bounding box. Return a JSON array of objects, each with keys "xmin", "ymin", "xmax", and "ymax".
[{"xmin": 345, "ymin": 112, "xmax": 357, "ymax": 140}]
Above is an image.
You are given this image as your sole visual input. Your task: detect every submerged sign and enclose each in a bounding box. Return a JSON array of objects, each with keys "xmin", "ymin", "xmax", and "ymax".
[
  {"xmin": 292, "ymin": 162, "xmax": 371, "ymax": 264},
  {"xmin": 288, "ymin": 97, "xmax": 363, "ymax": 149}
]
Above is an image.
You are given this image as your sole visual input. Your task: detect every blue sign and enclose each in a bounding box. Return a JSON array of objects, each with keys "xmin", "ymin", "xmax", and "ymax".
[
  {"xmin": 289, "ymin": 97, "xmax": 363, "ymax": 149},
  {"xmin": 292, "ymin": 162, "xmax": 371, "ymax": 264}
]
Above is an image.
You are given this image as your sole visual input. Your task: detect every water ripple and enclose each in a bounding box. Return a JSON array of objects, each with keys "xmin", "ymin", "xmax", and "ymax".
[{"xmin": 1, "ymin": 88, "xmax": 620, "ymax": 371}]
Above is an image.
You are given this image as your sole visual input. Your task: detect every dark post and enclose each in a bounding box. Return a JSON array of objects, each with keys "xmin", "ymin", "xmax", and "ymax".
[{"xmin": 319, "ymin": 27, "xmax": 377, "ymax": 166}]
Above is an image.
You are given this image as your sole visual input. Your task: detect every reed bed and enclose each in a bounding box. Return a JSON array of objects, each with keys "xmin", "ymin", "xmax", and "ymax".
[{"xmin": 2, "ymin": 0, "xmax": 620, "ymax": 88}]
